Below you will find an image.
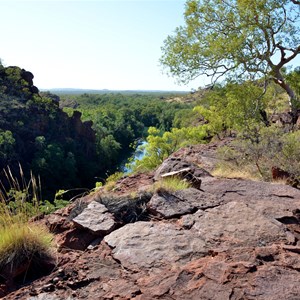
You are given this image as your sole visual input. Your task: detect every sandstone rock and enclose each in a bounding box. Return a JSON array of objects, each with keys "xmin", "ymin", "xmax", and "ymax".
[
  {"xmin": 4, "ymin": 160, "xmax": 300, "ymax": 299},
  {"xmin": 154, "ymin": 157, "xmax": 212, "ymax": 183},
  {"xmin": 202, "ymin": 178, "xmax": 300, "ymax": 220},
  {"xmin": 57, "ymin": 228, "xmax": 96, "ymax": 251},
  {"xmin": 148, "ymin": 192, "xmax": 195, "ymax": 218},
  {"xmin": 28, "ymin": 293, "xmax": 65, "ymax": 300},
  {"xmin": 147, "ymin": 188, "xmax": 221, "ymax": 218},
  {"xmin": 104, "ymin": 221, "xmax": 207, "ymax": 270},
  {"xmin": 191, "ymin": 201, "xmax": 288, "ymax": 248},
  {"xmin": 72, "ymin": 201, "xmax": 115, "ymax": 235}
]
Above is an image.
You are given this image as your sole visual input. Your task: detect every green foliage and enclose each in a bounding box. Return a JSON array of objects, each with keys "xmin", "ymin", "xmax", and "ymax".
[
  {"xmin": 286, "ymin": 67, "xmax": 300, "ymax": 100},
  {"xmin": 161, "ymin": 0, "xmax": 300, "ymax": 111},
  {"xmin": 193, "ymin": 81, "xmax": 269, "ymax": 135},
  {"xmin": 0, "ymin": 65, "xmax": 192, "ymax": 200},
  {"xmin": 130, "ymin": 125, "xmax": 208, "ymax": 172},
  {"xmin": 95, "ymin": 181, "xmax": 103, "ymax": 189},
  {"xmin": 0, "ymin": 65, "xmax": 104, "ymax": 199},
  {"xmin": 38, "ymin": 199, "xmax": 70, "ymax": 215},
  {"xmin": 59, "ymin": 93, "xmax": 191, "ymax": 177},
  {"xmin": 172, "ymin": 108, "xmax": 202, "ymax": 128},
  {"xmin": 0, "ymin": 130, "xmax": 15, "ymax": 165}
]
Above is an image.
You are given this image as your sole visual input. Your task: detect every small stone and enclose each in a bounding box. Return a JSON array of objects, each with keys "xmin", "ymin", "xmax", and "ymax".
[
  {"xmin": 41, "ymin": 283, "xmax": 54, "ymax": 292},
  {"xmin": 52, "ymin": 277, "xmax": 60, "ymax": 284}
]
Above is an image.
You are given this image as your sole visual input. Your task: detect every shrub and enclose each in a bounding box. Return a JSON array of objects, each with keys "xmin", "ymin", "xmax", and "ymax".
[
  {"xmin": 216, "ymin": 125, "xmax": 300, "ymax": 181},
  {"xmin": 129, "ymin": 126, "xmax": 208, "ymax": 172}
]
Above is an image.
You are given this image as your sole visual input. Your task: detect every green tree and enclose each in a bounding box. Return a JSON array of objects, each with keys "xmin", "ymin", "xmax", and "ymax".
[
  {"xmin": 0, "ymin": 130, "xmax": 15, "ymax": 165},
  {"xmin": 161, "ymin": 0, "xmax": 300, "ymax": 114},
  {"xmin": 194, "ymin": 81, "xmax": 269, "ymax": 134},
  {"xmin": 130, "ymin": 126, "xmax": 208, "ymax": 171}
]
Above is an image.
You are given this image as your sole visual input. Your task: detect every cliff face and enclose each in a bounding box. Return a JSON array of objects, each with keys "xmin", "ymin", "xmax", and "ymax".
[
  {"xmin": 0, "ymin": 65, "xmax": 97, "ymax": 196},
  {"xmin": 3, "ymin": 143, "xmax": 300, "ymax": 299}
]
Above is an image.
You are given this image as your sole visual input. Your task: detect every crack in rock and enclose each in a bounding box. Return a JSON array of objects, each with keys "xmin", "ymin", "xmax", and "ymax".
[{"xmin": 271, "ymin": 194, "xmax": 295, "ymax": 199}]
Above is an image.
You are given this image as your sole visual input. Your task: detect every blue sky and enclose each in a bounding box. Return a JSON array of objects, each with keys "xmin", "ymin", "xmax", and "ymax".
[{"xmin": 0, "ymin": 0, "xmax": 203, "ymax": 91}]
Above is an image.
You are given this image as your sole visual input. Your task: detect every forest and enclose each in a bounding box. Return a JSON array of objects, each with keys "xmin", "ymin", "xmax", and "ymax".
[{"xmin": 0, "ymin": 62, "xmax": 193, "ymax": 200}]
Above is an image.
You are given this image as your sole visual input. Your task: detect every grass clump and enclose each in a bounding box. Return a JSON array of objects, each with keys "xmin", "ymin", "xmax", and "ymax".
[
  {"xmin": 103, "ymin": 171, "xmax": 124, "ymax": 192},
  {"xmin": 154, "ymin": 177, "xmax": 191, "ymax": 193},
  {"xmin": 212, "ymin": 164, "xmax": 260, "ymax": 181},
  {"xmin": 0, "ymin": 166, "xmax": 54, "ymax": 279},
  {"xmin": 0, "ymin": 223, "xmax": 53, "ymax": 272}
]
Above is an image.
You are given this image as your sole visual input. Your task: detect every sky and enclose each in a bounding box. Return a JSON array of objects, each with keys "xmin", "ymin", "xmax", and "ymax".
[{"xmin": 0, "ymin": 0, "xmax": 204, "ymax": 91}]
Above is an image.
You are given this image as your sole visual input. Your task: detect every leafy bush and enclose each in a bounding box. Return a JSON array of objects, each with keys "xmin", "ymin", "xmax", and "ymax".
[{"xmin": 129, "ymin": 126, "xmax": 208, "ymax": 172}]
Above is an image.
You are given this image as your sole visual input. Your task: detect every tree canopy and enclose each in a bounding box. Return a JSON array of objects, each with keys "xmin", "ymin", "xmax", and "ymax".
[{"xmin": 161, "ymin": 0, "xmax": 300, "ymax": 113}]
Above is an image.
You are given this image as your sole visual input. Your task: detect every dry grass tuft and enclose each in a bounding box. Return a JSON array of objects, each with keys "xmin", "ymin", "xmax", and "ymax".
[
  {"xmin": 0, "ymin": 165, "xmax": 54, "ymax": 278},
  {"xmin": 0, "ymin": 223, "xmax": 53, "ymax": 271},
  {"xmin": 153, "ymin": 177, "xmax": 192, "ymax": 193},
  {"xmin": 211, "ymin": 165, "xmax": 261, "ymax": 181}
]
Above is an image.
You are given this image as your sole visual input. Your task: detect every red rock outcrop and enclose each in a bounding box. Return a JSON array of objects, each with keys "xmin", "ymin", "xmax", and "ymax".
[{"xmin": 3, "ymin": 154, "xmax": 300, "ymax": 299}]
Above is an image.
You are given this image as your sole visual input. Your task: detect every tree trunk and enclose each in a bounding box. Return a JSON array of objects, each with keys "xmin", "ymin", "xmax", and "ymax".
[{"xmin": 272, "ymin": 70, "xmax": 299, "ymax": 123}]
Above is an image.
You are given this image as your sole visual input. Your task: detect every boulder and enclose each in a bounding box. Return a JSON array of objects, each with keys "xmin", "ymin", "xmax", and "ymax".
[
  {"xmin": 72, "ymin": 201, "xmax": 115, "ymax": 235},
  {"xmin": 154, "ymin": 157, "xmax": 212, "ymax": 187},
  {"xmin": 191, "ymin": 201, "xmax": 289, "ymax": 248}
]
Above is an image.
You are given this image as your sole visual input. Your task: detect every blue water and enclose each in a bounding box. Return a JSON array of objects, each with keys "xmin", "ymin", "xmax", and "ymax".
[{"xmin": 122, "ymin": 140, "xmax": 147, "ymax": 173}]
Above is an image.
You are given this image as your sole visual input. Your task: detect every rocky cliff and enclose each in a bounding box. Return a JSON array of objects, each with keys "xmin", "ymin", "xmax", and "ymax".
[
  {"xmin": 0, "ymin": 65, "xmax": 98, "ymax": 197},
  {"xmin": 2, "ymin": 143, "xmax": 300, "ymax": 300}
]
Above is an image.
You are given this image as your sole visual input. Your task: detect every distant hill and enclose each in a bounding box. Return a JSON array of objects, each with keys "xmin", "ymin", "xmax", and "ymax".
[{"xmin": 41, "ymin": 88, "xmax": 189, "ymax": 96}]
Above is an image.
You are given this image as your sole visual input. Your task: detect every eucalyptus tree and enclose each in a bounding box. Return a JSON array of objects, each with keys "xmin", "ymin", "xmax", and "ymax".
[{"xmin": 161, "ymin": 0, "xmax": 300, "ymax": 115}]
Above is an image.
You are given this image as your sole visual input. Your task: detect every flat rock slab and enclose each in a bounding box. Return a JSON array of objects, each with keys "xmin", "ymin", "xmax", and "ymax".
[
  {"xmin": 148, "ymin": 188, "xmax": 221, "ymax": 218},
  {"xmin": 104, "ymin": 221, "xmax": 207, "ymax": 270},
  {"xmin": 203, "ymin": 178, "xmax": 300, "ymax": 203},
  {"xmin": 192, "ymin": 201, "xmax": 289, "ymax": 248},
  {"xmin": 72, "ymin": 201, "xmax": 115, "ymax": 235}
]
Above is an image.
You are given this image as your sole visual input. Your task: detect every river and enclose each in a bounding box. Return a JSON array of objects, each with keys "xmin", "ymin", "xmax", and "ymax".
[{"xmin": 122, "ymin": 140, "xmax": 147, "ymax": 174}]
